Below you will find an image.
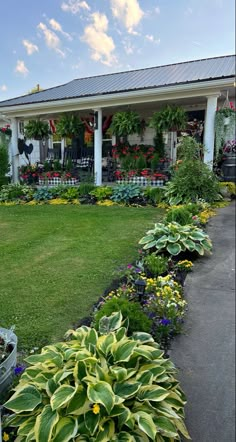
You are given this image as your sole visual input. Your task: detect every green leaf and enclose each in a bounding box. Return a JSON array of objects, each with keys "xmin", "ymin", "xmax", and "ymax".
[
  {"xmin": 137, "ymin": 385, "xmax": 169, "ymax": 402},
  {"xmin": 139, "ymin": 234, "xmax": 154, "ymax": 245},
  {"xmin": 112, "ymin": 340, "xmax": 137, "ymax": 363},
  {"xmin": 168, "ymin": 233, "xmax": 181, "ymax": 242},
  {"xmin": 46, "ymin": 378, "xmax": 59, "ymax": 397},
  {"xmin": 109, "ymin": 366, "xmax": 127, "ymax": 382},
  {"xmin": 182, "ymin": 239, "xmax": 196, "ymax": 252},
  {"xmin": 84, "ymin": 410, "xmax": 100, "ymax": 436},
  {"xmin": 4, "ymin": 385, "xmax": 42, "ymax": 412},
  {"xmin": 35, "ymin": 404, "xmax": 59, "ymax": 442},
  {"xmin": 166, "ymin": 243, "xmax": 182, "ymax": 255},
  {"xmin": 201, "ymin": 239, "xmax": 212, "ymax": 251},
  {"xmin": 134, "ymin": 411, "xmax": 156, "ymax": 440},
  {"xmin": 88, "ymin": 381, "xmax": 115, "ymax": 414},
  {"xmin": 189, "ymin": 230, "xmax": 207, "ymax": 240},
  {"xmin": 132, "ymin": 332, "xmax": 154, "ymax": 343},
  {"xmin": 155, "ymin": 416, "xmax": 178, "ymax": 438},
  {"xmin": 194, "ymin": 243, "xmax": 205, "ymax": 256},
  {"xmin": 143, "ymin": 240, "xmax": 157, "ymax": 250},
  {"xmin": 67, "ymin": 388, "xmax": 90, "ymax": 415},
  {"xmin": 114, "ymin": 381, "xmax": 141, "ymax": 399},
  {"xmin": 53, "ymin": 417, "xmax": 78, "ymax": 442},
  {"xmin": 99, "ymin": 311, "xmax": 123, "ymax": 334},
  {"xmin": 51, "ymin": 385, "xmax": 76, "ymax": 410},
  {"xmin": 18, "ymin": 417, "xmax": 36, "ymax": 437},
  {"xmin": 174, "ymin": 417, "xmax": 191, "ymax": 439}
]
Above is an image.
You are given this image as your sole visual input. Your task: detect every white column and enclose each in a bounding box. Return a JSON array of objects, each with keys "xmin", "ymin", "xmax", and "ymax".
[
  {"xmin": 61, "ymin": 137, "xmax": 65, "ymax": 164},
  {"xmin": 94, "ymin": 108, "xmax": 102, "ymax": 185},
  {"xmin": 203, "ymin": 95, "xmax": 219, "ymax": 167},
  {"xmin": 10, "ymin": 117, "xmax": 19, "ymax": 183}
]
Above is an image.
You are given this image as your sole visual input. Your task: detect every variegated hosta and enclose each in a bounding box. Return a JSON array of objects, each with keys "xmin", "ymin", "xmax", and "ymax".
[
  {"xmin": 4, "ymin": 312, "xmax": 190, "ymax": 441},
  {"xmin": 139, "ymin": 221, "xmax": 212, "ymax": 256}
]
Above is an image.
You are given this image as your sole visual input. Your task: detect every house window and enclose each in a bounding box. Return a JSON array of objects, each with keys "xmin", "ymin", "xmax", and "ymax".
[{"xmin": 19, "ymin": 121, "xmax": 24, "ymax": 135}]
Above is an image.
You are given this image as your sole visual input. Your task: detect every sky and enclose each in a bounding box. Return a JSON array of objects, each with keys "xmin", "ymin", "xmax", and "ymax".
[{"xmin": 0, "ymin": 0, "xmax": 235, "ymax": 101}]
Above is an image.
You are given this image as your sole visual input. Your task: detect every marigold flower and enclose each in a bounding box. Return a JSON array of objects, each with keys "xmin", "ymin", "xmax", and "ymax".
[{"xmin": 3, "ymin": 433, "xmax": 10, "ymax": 442}]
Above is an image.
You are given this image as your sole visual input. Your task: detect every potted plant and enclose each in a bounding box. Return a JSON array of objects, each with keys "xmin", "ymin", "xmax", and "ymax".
[
  {"xmin": 0, "ymin": 326, "xmax": 17, "ymax": 396},
  {"xmin": 149, "ymin": 105, "xmax": 187, "ymax": 133},
  {"xmin": 111, "ymin": 111, "xmax": 141, "ymax": 142},
  {"xmin": 55, "ymin": 114, "xmax": 84, "ymax": 138},
  {"xmin": 24, "ymin": 120, "xmax": 51, "ymax": 140}
]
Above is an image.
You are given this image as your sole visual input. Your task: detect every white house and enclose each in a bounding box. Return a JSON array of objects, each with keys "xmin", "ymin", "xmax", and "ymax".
[{"xmin": 0, "ymin": 54, "xmax": 235, "ymax": 184}]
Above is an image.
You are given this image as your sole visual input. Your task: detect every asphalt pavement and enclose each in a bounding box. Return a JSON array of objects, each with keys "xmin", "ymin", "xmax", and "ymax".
[{"xmin": 172, "ymin": 202, "xmax": 235, "ymax": 442}]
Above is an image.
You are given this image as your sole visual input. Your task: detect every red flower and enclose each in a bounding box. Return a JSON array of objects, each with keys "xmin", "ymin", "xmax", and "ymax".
[{"xmin": 53, "ymin": 172, "xmax": 60, "ymax": 177}]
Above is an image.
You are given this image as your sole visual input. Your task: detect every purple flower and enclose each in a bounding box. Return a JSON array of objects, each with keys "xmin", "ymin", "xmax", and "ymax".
[
  {"xmin": 14, "ymin": 365, "xmax": 25, "ymax": 376},
  {"xmin": 160, "ymin": 318, "xmax": 172, "ymax": 326},
  {"xmin": 135, "ymin": 268, "xmax": 141, "ymax": 273}
]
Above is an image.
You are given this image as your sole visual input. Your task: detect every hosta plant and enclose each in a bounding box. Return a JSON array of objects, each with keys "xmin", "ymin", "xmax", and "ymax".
[
  {"xmin": 139, "ymin": 221, "xmax": 212, "ymax": 256},
  {"xmin": 4, "ymin": 312, "xmax": 190, "ymax": 441}
]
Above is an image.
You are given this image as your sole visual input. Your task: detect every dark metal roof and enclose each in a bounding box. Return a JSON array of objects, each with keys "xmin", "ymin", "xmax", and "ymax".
[{"xmin": 0, "ymin": 55, "xmax": 235, "ymax": 108}]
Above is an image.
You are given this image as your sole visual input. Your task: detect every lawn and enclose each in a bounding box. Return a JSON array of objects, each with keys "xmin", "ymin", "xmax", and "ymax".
[{"xmin": 0, "ymin": 205, "xmax": 163, "ymax": 350}]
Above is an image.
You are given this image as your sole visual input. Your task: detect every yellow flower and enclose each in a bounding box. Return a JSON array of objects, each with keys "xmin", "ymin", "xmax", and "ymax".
[
  {"xmin": 92, "ymin": 403, "xmax": 100, "ymax": 414},
  {"xmin": 3, "ymin": 433, "xmax": 10, "ymax": 442}
]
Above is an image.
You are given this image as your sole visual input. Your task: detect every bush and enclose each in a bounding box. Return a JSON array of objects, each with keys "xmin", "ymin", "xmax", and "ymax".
[
  {"xmin": 78, "ymin": 183, "xmax": 96, "ymax": 197},
  {"xmin": 33, "ymin": 187, "xmax": 53, "ymax": 201},
  {"xmin": 0, "ymin": 141, "xmax": 10, "ymax": 186},
  {"xmin": 111, "ymin": 184, "xmax": 143, "ymax": 204},
  {"xmin": 4, "ymin": 312, "xmax": 190, "ymax": 441},
  {"xmin": 95, "ymin": 297, "xmax": 152, "ymax": 335},
  {"xmin": 144, "ymin": 253, "xmax": 168, "ymax": 277},
  {"xmin": 90, "ymin": 186, "xmax": 113, "ymax": 201},
  {"xmin": 165, "ymin": 136, "xmax": 221, "ymax": 205},
  {"xmin": 0, "ymin": 184, "xmax": 34, "ymax": 202},
  {"xmin": 139, "ymin": 221, "xmax": 212, "ymax": 256},
  {"xmin": 144, "ymin": 187, "xmax": 164, "ymax": 205},
  {"xmin": 165, "ymin": 206, "xmax": 193, "ymax": 225}
]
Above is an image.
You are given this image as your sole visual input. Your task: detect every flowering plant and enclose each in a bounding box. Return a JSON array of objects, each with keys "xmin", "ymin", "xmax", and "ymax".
[
  {"xmin": 176, "ymin": 260, "xmax": 194, "ymax": 272},
  {"xmin": 223, "ymin": 139, "xmax": 236, "ymax": 154},
  {"xmin": 0, "ymin": 125, "xmax": 12, "ymax": 137}
]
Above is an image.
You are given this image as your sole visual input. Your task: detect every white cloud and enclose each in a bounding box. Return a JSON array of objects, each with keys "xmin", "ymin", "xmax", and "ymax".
[
  {"xmin": 61, "ymin": 0, "xmax": 90, "ymax": 14},
  {"xmin": 122, "ymin": 39, "xmax": 134, "ymax": 54},
  {"xmin": 82, "ymin": 12, "xmax": 117, "ymax": 66},
  {"xmin": 145, "ymin": 34, "xmax": 160, "ymax": 44},
  {"xmin": 22, "ymin": 39, "xmax": 39, "ymax": 55},
  {"xmin": 49, "ymin": 18, "xmax": 72, "ymax": 40},
  {"xmin": 37, "ymin": 22, "xmax": 65, "ymax": 57},
  {"xmin": 110, "ymin": 0, "xmax": 144, "ymax": 33},
  {"xmin": 155, "ymin": 6, "xmax": 160, "ymax": 14},
  {"xmin": 192, "ymin": 40, "xmax": 202, "ymax": 46},
  {"xmin": 0, "ymin": 84, "xmax": 7, "ymax": 92},
  {"xmin": 185, "ymin": 7, "xmax": 193, "ymax": 15},
  {"xmin": 15, "ymin": 60, "xmax": 29, "ymax": 76}
]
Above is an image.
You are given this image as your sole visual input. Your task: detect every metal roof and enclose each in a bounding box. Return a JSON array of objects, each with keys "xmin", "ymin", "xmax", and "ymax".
[{"xmin": 0, "ymin": 55, "xmax": 235, "ymax": 108}]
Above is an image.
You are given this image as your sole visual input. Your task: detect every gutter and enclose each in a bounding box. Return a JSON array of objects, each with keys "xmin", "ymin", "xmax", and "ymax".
[{"xmin": 0, "ymin": 77, "xmax": 234, "ymax": 118}]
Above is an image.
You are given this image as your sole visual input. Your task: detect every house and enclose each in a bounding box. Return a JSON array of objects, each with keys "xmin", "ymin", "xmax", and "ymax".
[{"xmin": 0, "ymin": 54, "xmax": 235, "ymax": 184}]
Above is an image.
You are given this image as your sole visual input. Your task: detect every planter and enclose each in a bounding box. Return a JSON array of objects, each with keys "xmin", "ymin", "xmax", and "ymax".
[
  {"xmin": 0, "ymin": 327, "xmax": 17, "ymax": 397},
  {"xmin": 116, "ymin": 178, "xmax": 165, "ymax": 187},
  {"xmin": 38, "ymin": 177, "xmax": 79, "ymax": 186},
  {"xmin": 221, "ymin": 155, "xmax": 236, "ymax": 182}
]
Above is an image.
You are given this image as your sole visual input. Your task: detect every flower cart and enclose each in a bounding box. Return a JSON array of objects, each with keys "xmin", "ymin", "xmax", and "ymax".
[{"xmin": 0, "ymin": 327, "xmax": 17, "ymax": 397}]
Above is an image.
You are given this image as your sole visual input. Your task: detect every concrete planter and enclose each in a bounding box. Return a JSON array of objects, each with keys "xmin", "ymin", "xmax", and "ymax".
[{"xmin": 0, "ymin": 327, "xmax": 17, "ymax": 397}]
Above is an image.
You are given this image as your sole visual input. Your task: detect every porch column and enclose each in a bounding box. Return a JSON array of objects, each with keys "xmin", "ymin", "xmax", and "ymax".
[
  {"xmin": 10, "ymin": 117, "xmax": 19, "ymax": 183},
  {"xmin": 203, "ymin": 95, "xmax": 219, "ymax": 167},
  {"xmin": 94, "ymin": 108, "xmax": 102, "ymax": 185}
]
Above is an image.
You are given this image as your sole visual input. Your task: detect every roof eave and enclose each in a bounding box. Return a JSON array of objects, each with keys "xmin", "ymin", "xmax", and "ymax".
[{"xmin": 0, "ymin": 77, "xmax": 234, "ymax": 118}]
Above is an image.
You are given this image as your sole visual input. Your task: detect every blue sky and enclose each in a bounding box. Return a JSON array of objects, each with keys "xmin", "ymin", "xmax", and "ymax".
[{"xmin": 0, "ymin": 0, "xmax": 235, "ymax": 100}]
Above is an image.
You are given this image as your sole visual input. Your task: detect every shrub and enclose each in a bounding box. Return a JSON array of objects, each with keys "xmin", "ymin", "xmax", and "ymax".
[
  {"xmin": 0, "ymin": 141, "xmax": 10, "ymax": 187},
  {"xmin": 60, "ymin": 187, "xmax": 79, "ymax": 200},
  {"xmin": 139, "ymin": 221, "xmax": 212, "ymax": 256},
  {"xmin": 90, "ymin": 186, "xmax": 113, "ymax": 201},
  {"xmin": 78, "ymin": 183, "xmax": 96, "ymax": 197},
  {"xmin": 165, "ymin": 206, "xmax": 193, "ymax": 225},
  {"xmin": 0, "ymin": 184, "xmax": 34, "ymax": 202},
  {"xmin": 4, "ymin": 312, "xmax": 190, "ymax": 441},
  {"xmin": 111, "ymin": 184, "xmax": 143, "ymax": 204},
  {"xmin": 94, "ymin": 298, "xmax": 152, "ymax": 335},
  {"xmin": 144, "ymin": 187, "xmax": 164, "ymax": 205},
  {"xmin": 144, "ymin": 253, "xmax": 168, "ymax": 277},
  {"xmin": 164, "ymin": 136, "xmax": 221, "ymax": 205},
  {"xmin": 33, "ymin": 187, "xmax": 53, "ymax": 201}
]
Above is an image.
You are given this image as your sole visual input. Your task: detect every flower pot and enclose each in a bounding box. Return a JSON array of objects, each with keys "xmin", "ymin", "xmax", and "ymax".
[{"xmin": 0, "ymin": 327, "xmax": 17, "ymax": 396}]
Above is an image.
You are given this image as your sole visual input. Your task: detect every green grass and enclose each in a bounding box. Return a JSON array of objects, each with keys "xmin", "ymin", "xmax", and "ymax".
[{"xmin": 0, "ymin": 205, "xmax": 163, "ymax": 350}]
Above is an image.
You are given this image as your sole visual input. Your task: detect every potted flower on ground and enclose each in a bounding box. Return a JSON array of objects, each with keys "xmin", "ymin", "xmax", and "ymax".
[{"xmin": 0, "ymin": 326, "xmax": 17, "ymax": 396}]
